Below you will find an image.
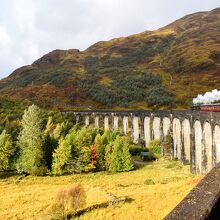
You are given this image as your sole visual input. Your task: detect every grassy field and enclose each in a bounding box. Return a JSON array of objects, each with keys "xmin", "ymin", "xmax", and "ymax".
[{"xmin": 0, "ymin": 159, "xmax": 202, "ymax": 220}]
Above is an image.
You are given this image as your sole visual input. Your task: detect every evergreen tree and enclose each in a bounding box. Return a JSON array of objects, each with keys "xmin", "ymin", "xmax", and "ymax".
[
  {"xmin": 17, "ymin": 105, "xmax": 46, "ymax": 175},
  {"xmin": 104, "ymin": 143, "xmax": 113, "ymax": 170},
  {"xmin": 109, "ymin": 136, "xmax": 133, "ymax": 172},
  {"xmin": 43, "ymin": 133, "xmax": 58, "ymax": 171},
  {"xmin": 43, "ymin": 117, "xmax": 58, "ymax": 171},
  {"xmin": 121, "ymin": 141, "xmax": 134, "ymax": 171},
  {"xmin": 53, "ymin": 123, "xmax": 64, "ymax": 140},
  {"xmin": 44, "ymin": 116, "xmax": 54, "ymax": 135},
  {"xmin": 74, "ymin": 126, "xmax": 93, "ymax": 148},
  {"xmin": 94, "ymin": 134, "xmax": 105, "ymax": 170},
  {"xmin": 81, "ymin": 146, "xmax": 96, "ymax": 173},
  {"xmin": 101, "ymin": 131, "xmax": 110, "ymax": 146},
  {"xmin": 52, "ymin": 138, "xmax": 72, "ymax": 175},
  {"xmin": 52, "ymin": 127, "xmax": 84, "ymax": 175},
  {"xmin": 0, "ymin": 130, "xmax": 15, "ymax": 171}
]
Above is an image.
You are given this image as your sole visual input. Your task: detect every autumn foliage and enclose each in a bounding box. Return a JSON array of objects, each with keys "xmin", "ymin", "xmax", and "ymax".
[
  {"xmin": 52, "ymin": 184, "xmax": 86, "ymax": 219},
  {"xmin": 89, "ymin": 145, "xmax": 98, "ymax": 166}
]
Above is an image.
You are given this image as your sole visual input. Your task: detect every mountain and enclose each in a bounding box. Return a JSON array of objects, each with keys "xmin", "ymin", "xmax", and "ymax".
[{"xmin": 1, "ymin": 8, "xmax": 220, "ymax": 112}]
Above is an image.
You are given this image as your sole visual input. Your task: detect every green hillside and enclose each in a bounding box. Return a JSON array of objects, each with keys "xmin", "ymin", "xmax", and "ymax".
[{"xmin": 1, "ymin": 8, "xmax": 220, "ymax": 113}]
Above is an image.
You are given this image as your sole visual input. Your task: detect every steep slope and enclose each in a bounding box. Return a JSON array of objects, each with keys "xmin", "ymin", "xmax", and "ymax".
[{"xmin": 1, "ymin": 8, "xmax": 220, "ymax": 111}]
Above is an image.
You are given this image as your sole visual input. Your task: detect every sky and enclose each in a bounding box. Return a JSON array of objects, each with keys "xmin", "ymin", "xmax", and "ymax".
[{"xmin": 0, "ymin": 0, "xmax": 220, "ymax": 79}]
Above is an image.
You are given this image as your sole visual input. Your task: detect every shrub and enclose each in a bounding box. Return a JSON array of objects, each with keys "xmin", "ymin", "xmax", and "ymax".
[
  {"xmin": 140, "ymin": 152, "xmax": 155, "ymax": 161},
  {"xmin": 52, "ymin": 189, "xmax": 69, "ymax": 220},
  {"xmin": 129, "ymin": 145, "xmax": 148, "ymax": 156},
  {"xmin": 68, "ymin": 184, "xmax": 86, "ymax": 215},
  {"xmin": 146, "ymin": 86, "xmax": 173, "ymax": 107},
  {"xmin": 163, "ymin": 131, "xmax": 172, "ymax": 158},
  {"xmin": 83, "ymin": 163, "xmax": 96, "ymax": 173},
  {"xmin": 31, "ymin": 166, "xmax": 48, "ymax": 176},
  {"xmin": 148, "ymin": 139, "xmax": 161, "ymax": 156},
  {"xmin": 144, "ymin": 179, "xmax": 155, "ymax": 185},
  {"xmin": 85, "ymin": 56, "xmax": 99, "ymax": 75},
  {"xmin": 52, "ymin": 184, "xmax": 86, "ymax": 219}
]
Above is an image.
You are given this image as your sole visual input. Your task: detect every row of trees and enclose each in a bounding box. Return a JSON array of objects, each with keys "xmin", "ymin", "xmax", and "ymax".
[
  {"xmin": 52, "ymin": 126, "xmax": 133, "ymax": 175},
  {"xmin": 0, "ymin": 105, "xmax": 133, "ymax": 175}
]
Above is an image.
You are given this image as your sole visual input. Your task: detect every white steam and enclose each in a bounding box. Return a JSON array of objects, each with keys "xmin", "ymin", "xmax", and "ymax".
[{"xmin": 193, "ymin": 89, "xmax": 220, "ymax": 105}]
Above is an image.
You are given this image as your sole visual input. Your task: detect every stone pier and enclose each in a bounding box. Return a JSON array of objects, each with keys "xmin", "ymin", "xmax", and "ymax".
[
  {"xmin": 112, "ymin": 114, "xmax": 119, "ymax": 131},
  {"xmin": 122, "ymin": 115, "xmax": 129, "ymax": 134},
  {"xmin": 85, "ymin": 115, "xmax": 90, "ymax": 126},
  {"xmin": 104, "ymin": 115, "xmax": 109, "ymax": 131},
  {"xmin": 132, "ymin": 115, "xmax": 139, "ymax": 144},
  {"xmin": 94, "ymin": 115, "xmax": 99, "ymax": 128}
]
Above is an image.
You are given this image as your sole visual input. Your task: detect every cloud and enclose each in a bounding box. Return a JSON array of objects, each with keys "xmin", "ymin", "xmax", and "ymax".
[{"xmin": 0, "ymin": 0, "xmax": 219, "ymax": 78}]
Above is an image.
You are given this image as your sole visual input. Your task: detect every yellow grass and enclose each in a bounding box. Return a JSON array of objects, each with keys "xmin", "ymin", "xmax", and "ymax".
[{"xmin": 0, "ymin": 159, "xmax": 202, "ymax": 220}]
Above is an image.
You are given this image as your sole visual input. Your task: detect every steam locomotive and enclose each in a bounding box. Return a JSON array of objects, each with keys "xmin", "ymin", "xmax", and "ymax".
[{"xmin": 192, "ymin": 103, "xmax": 220, "ymax": 112}]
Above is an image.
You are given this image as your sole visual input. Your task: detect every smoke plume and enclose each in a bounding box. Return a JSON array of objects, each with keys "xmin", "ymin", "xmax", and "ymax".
[{"xmin": 193, "ymin": 89, "xmax": 220, "ymax": 105}]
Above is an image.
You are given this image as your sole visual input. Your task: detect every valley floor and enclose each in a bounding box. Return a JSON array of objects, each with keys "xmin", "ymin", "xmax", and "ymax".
[{"xmin": 0, "ymin": 159, "xmax": 202, "ymax": 220}]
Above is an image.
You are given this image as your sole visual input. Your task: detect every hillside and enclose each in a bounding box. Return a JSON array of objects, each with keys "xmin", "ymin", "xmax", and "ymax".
[{"xmin": 1, "ymin": 8, "xmax": 220, "ymax": 112}]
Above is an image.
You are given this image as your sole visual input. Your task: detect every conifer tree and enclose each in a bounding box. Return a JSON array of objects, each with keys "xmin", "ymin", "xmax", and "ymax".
[
  {"xmin": 101, "ymin": 131, "xmax": 110, "ymax": 146},
  {"xmin": 43, "ymin": 133, "xmax": 58, "ymax": 171},
  {"xmin": 17, "ymin": 104, "xmax": 46, "ymax": 175},
  {"xmin": 53, "ymin": 123, "xmax": 64, "ymax": 140},
  {"xmin": 0, "ymin": 130, "xmax": 15, "ymax": 171},
  {"xmin": 43, "ymin": 117, "xmax": 58, "ymax": 171},
  {"xmin": 94, "ymin": 134, "xmax": 105, "ymax": 170},
  {"xmin": 52, "ymin": 127, "xmax": 84, "ymax": 175},
  {"xmin": 109, "ymin": 136, "xmax": 133, "ymax": 172},
  {"xmin": 44, "ymin": 116, "xmax": 54, "ymax": 135},
  {"xmin": 52, "ymin": 138, "xmax": 72, "ymax": 175},
  {"xmin": 104, "ymin": 143, "xmax": 113, "ymax": 170},
  {"xmin": 74, "ymin": 126, "xmax": 93, "ymax": 148}
]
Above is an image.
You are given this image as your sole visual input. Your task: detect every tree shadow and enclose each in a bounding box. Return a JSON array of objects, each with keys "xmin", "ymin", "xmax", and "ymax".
[
  {"xmin": 0, "ymin": 171, "xmax": 18, "ymax": 180},
  {"xmin": 69, "ymin": 196, "xmax": 135, "ymax": 219}
]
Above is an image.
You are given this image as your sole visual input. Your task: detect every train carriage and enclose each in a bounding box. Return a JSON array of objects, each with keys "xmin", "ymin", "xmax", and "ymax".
[{"xmin": 192, "ymin": 103, "xmax": 220, "ymax": 112}]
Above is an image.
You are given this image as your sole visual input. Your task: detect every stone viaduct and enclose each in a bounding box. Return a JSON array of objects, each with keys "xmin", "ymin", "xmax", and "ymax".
[{"xmin": 70, "ymin": 110, "xmax": 220, "ymax": 174}]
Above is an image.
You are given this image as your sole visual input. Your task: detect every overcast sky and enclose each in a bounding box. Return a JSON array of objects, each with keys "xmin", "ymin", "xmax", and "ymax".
[{"xmin": 0, "ymin": 0, "xmax": 219, "ymax": 78}]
